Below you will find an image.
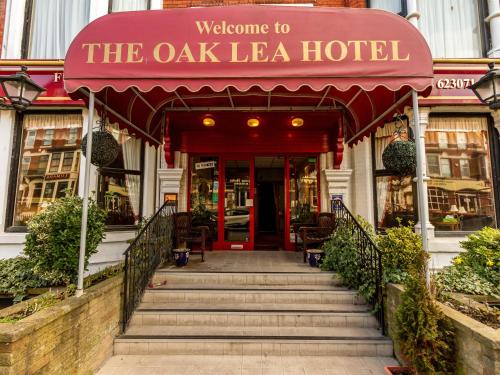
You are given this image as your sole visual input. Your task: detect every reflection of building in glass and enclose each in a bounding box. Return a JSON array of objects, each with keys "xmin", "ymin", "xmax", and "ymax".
[
  {"xmin": 425, "ymin": 117, "xmax": 496, "ymax": 231},
  {"xmin": 14, "ymin": 114, "xmax": 82, "ymax": 226}
]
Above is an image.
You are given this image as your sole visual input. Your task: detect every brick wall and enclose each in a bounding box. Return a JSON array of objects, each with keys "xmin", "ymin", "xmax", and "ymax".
[
  {"xmin": 0, "ymin": 276, "xmax": 123, "ymax": 375},
  {"xmin": 163, "ymin": 0, "xmax": 366, "ymax": 8},
  {"xmin": 0, "ymin": 0, "xmax": 6, "ymax": 51}
]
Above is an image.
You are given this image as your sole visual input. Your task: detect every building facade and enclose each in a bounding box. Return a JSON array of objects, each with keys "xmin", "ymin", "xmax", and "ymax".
[{"xmin": 0, "ymin": 0, "xmax": 499, "ymax": 271}]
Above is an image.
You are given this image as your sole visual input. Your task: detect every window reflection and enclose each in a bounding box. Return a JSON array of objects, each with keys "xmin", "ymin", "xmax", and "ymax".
[
  {"xmin": 224, "ymin": 160, "xmax": 250, "ymax": 242},
  {"xmin": 13, "ymin": 114, "xmax": 82, "ymax": 226},
  {"xmin": 289, "ymin": 156, "xmax": 318, "ymax": 242}
]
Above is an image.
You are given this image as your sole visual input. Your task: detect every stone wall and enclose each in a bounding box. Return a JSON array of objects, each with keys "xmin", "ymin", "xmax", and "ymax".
[
  {"xmin": 386, "ymin": 283, "xmax": 500, "ymax": 375},
  {"xmin": 0, "ymin": 276, "xmax": 123, "ymax": 375}
]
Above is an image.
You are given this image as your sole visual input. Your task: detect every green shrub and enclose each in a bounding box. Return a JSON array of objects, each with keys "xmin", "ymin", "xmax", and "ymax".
[
  {"xmin": 377, "ymin": 223, "xmax": 423, "ymax": 284},
  {"xmin": 321, "ymin": 226, "xmax": 359, "ymax": 288},
  {"xmin": 459, "ymin": 227, "xmax": 499, "ymax": 287},
  {"xmin": 0, "ymin": 257, "xmax": 52, "ymax": 300},
  {"xmin": 396, "ymin": 249, "xmax": 456, "ymax": 375},
  {"xmin": 24, "ymin": 195, "xmax": 106, "ymax": 286},
  {"xmin": 434, "ymin": 265, "xmax": 499, "ymax": 297}
]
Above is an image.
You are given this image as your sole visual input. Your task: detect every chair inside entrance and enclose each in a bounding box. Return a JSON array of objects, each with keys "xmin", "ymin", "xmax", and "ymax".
[
  {"xmin": 173, "ymin": 212, "xmax": 213, "ymax": 262},
  {"xmin": 298, "ymin": 213, "xmax": 335, "ymax": 262}
]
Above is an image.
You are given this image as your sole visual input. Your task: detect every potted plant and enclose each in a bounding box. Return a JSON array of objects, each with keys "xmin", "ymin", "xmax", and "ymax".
[{"xmin": 384, "ymin": 367, "xmax": 410, "ymax": 375}]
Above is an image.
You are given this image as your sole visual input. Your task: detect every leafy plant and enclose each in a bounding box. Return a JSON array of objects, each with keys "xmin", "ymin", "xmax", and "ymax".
[
  {"xmin": 0, "ymin": 257, "xmax": 52, "ymax": 300},
  {"xmin": 24, "ymin": 195, "xmax": 106, "ymax": 286},
  {"xmin": 459, "ymin": 227, "xmax": 499, "ymax": 287},
  {"xmin": 0, "ymin": 291, "xmax": 62, "ymax": 323},
  {"xmin": 377, "ymin": 222, "xmax": 423, "ymax": 284},
  {"xmin": 192, "ymin": 201, "xmax": 213, "ymax": 225},
  {"xmin": 396, "ymin": 246, "xmax": 456, "ymax": 375},
  {"xmin": 434, "ymin": 265, "xmax": 499, "ymax": 297}
]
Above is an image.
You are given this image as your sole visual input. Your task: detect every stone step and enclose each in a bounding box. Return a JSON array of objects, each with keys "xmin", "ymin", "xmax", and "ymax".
[
  {"xmin": 114, "ymin": 337, "xmax": 393, "ymax": 357},
  {"xmin": 124, "ymin": 325, "xmax": 384, "ymax": 339},
  {"xmin": 142, "ymin": 289, "xmax": 365, "ymax": 305},
  {"xmin": 129, "ymin": 310, "xmax": 379, "ymax": 328},
  {"xmin": 148, "ymin": 283, "xmax": 347, "ymax": 291},
  {"xmin": 152, "ymin": 271, "xmax": 341, "ymax": 287}
]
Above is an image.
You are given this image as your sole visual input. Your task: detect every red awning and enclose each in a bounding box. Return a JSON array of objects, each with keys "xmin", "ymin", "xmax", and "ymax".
[{"xmin": 64, "ymin": 5, "xmax": 433, "ymax": 146}]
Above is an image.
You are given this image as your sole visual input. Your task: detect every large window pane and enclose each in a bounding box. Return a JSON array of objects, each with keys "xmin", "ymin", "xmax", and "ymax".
[
  {"xmin": 418, "ymin": 0, "xmax": 483, "ymax": 58},
  {"xmin": 28, "ymin": 0, "xmax": 91, "ymax": 58},
  {"xmin": 98, "ymin": 124, "xmax": 143, "ymax": 225},
  {"xmin": 224, "ymin": 160, "xmax": 250, "ymax": 242},
  {"xmin": 289, "ymin": 156, "xmax": 318, "ymax": 242},
  {"xmin": 426, "ymin": 117, "xmax": 496, "ymax": 231},
  {"xmin": 13, "ymin": 114, "xmax": 82, "ymax": 226},
  {"xmin": 190, "ymin": 156, "xmax": 219, "ymax": 240},
  {"xmin": 374, "ymin": 119, "xmax": 416, "ymax": 230},
  {"xmin": 376, "ymin": 175, "xmax": 415, "ymax": 229}
]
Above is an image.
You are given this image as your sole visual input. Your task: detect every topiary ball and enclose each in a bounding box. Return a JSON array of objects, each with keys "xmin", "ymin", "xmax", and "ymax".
[
  {"xmin": 81, "ymin": 130, "xmax": 120, "ymax": 167},
  {"xmin": 382, "ymin": 140, "xmax": 417, "ymax": 176}
]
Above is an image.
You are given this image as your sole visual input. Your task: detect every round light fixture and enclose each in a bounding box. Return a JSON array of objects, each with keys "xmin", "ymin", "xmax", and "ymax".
[
  {"xmin": 247, "ymin": 118, "xmax": 260, "ymax": 128},
  {"xmin": 202, "ymin": 116, "xmax": 215, "ymax": 127},
  {"xmin": 291, "ymin": 117, "xmax": 304, "ymax": 127}
]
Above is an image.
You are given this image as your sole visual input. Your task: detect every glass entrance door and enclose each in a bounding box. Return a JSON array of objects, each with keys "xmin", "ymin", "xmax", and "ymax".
[{"xmin": 219, "ymin": 157, "xmax": 254, "ymax": 250}]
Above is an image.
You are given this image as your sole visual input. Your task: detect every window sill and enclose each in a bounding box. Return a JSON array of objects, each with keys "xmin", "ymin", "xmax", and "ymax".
[{"xmin": 434, "ymin": 231, "xmax": 476, "ymax": 237}]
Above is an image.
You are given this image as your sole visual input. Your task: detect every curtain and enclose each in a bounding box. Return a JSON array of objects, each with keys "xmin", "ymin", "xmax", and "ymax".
[
  {"xmin": 29, "ymin": 0, "xmax": 90, "ymax": 59},
  {"xmin": 377, "ymin": 177, "xmax": 390, "ymax": 225},
  {"xmin": 370, "ymin": 0, "xmax": 402, "ymax": 13},
  {"xmin": 426, "ymin": 117, "xmax": 488, "ymax": 132},
  {"xmin": 122, "ymin": 137, "xmax": 141, "ymax": 218},
  {"xmin": 418, "ymin": 0, "xmax": 482, "ymax": 58},
  {"xmin": 374, "ymin": 121, "xmax": 399, "ymax": 170},
  {"xmin": 112, "ymin": 0, "xmax": 148, "ymax": 11},
  {"xmin": 24, "ymin": 114, "xmax": 83, "ymax": 130}
]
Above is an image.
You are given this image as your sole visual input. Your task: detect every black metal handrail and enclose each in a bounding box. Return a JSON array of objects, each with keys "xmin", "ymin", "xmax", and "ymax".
[
  {"xmin": 121, "ymin": 201, "xmax": 176, "ymax": 332},
  {"xmin": 330, "ymin": 199, "xmax": 385, "ymax": 335}
]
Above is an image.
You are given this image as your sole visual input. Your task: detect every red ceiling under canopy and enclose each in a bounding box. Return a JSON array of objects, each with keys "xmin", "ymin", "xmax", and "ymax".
[{"xmin": 64, "ymin": 5, "xmax": 433, "ymax": 148}]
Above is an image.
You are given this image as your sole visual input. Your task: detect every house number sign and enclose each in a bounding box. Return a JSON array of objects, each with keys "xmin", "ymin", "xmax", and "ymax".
[{"xmin": 435, "ymin": 78, "xmax": 476, "ymax": 89}]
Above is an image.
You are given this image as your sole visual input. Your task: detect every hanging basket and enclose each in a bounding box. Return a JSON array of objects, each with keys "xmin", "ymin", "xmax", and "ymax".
[
  {"xmin": 81, "ymin": 129, "xmax": 120, "ymax": 167},
  {"xmin": 382, "ymin": 140, "xmax": 417, "ymax": 176}
]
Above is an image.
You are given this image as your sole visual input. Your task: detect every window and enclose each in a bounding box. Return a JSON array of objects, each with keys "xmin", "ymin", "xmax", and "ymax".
[
  {"xmin": 457, "ymin": 132, "xmax": 467, "ymax": 149},
  {"xmin": 460, "ymin": 159, "xmax": 471, "ymax": 178},
  {"xmin": 426, "ymin": 116, "xmax": 497, "ymax": 231},
  {"xmin": 373, "ymin": 118, "xmax": 416, "ymax": 230},
  {"xmin": 427, "ymin": 154, "xmax": 440, "ymax": 176},
  {"xmin": 11, "ymin": 113, "xmax": 83, "ymax": 227},
  {"xmin": 111, "ymin": 0, "xmax": 149, "ymax": 11},
  {"xmin": 438, "ymin": 132, "xmax": 448, "ymax": 149},
  {"xmin": 97, "ymin": 124, "xmax": 143, "ymax": 226},
  {"xmin": 25, "ymin": 130, "xmax": 36, "ymax": 148},
  {"xmin": 49, "ymin": 152, "xmax": 61, "ymax": 173},
  {"xmin": 418, "ymin": 0, "xmax": 484, "ymax": 58},
  {"xmin": 439, "ymin": 158, "xmax": 452, "ymax": 177},
  {"xmin": 190, "ymin": 156, "xmax": 219, "ymax": 240},
  {"xmin": 26, "ymin": 0, "xmax": 91, "ymax": 59},
  {"xmin": 369, "ymin": 0, "xmax": 406, "ymax": 15},
  {"xmin": 428, "ymin": 188, "xmax": 448, "ymax": 211},
  {"xmin": 62, "ymin": 152, "xmax": 74, "ymax": 172},
  {"xmin": 67, "ymin": 128, "xmax": 78, "ymax": 145},
  {"xmin": 42, "ymin": 129, "xmax": 54, "ymax": 146}
]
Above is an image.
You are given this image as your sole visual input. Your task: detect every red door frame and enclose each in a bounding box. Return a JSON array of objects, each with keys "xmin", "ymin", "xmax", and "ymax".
[{"xmin": 187, "ymin": 154, "xmax": 320, "ymax": 250}]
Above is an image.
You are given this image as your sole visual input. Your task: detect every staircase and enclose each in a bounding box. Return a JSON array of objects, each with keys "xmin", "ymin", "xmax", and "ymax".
[{"xmin": 113, "ymin": 269, "xmax": 394, "ymax": 362}]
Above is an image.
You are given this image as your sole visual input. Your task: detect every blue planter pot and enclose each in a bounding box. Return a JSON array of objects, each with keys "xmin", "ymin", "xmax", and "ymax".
[
  {"xmin": 307, "ymin": 250, "xmax": 324, "ymax": 267},
  {"xmin": 173, "ymin": 249, "xmax": 190, "ymax": 267}
]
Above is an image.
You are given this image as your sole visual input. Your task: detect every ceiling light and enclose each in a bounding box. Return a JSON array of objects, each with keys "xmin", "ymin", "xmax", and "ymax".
[
  {"xmin": 247, "ymin": 118, "xmax": 260, "ymax": 127},
  {"xmin": 202, "ymin": 116, "xmax": 215, "ymax": 127},
  {"xmin": 291, "ymin": 117, "xmax": 304, "ymax": 127}
]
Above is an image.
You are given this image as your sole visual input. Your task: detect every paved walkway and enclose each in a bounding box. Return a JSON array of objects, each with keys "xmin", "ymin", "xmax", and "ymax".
[
  {"xmin": 160, "ymin": 250, "xmax": 320, "ymax": 273},
  {"xmin": 97, "ymin": 354, "xmax": 398, "ymax": 374}
]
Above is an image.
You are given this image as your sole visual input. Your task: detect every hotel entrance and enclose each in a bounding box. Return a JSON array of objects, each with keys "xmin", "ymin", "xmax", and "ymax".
[{"xmin": 190, "ymin": 153, "xmax": 319, "ymax": 251}]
